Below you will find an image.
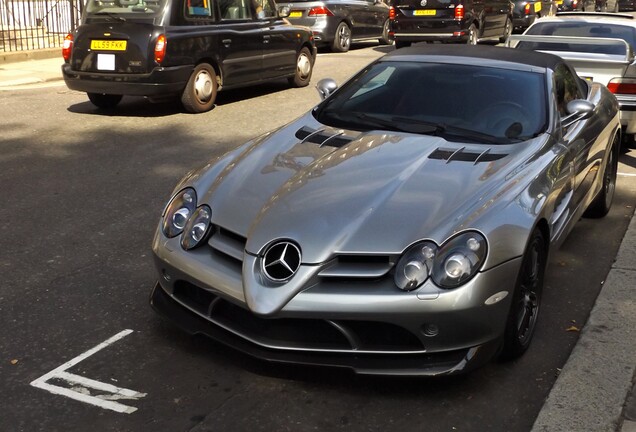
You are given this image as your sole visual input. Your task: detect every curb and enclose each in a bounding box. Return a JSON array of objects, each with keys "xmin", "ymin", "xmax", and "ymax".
[
  {"xmin": 532, "ymin": 213, "xmax": 636, "ymax": 432},
  {"xmin": 0, "ymin": 48, "xmax": 61, "ymax": 65}
]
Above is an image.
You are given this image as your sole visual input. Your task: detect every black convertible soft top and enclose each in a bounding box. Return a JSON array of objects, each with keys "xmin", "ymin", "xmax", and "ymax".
[{"xmin": 385, "ymin": 44, "xmax": 563, "ymax": 71}]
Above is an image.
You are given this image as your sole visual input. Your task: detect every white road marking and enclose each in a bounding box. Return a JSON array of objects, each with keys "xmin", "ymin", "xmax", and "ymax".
[{"xmin": 30, "ymin": 329, "xmax": 146, "ymax": 414}]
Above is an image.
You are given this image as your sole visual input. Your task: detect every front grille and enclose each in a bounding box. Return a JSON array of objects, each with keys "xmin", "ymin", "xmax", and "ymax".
[
  {"xmin": 207, "ymin": 226, "xmax": 247, "ymax": 263},
  {"xmin": 172, "ymin": 281, "xmax": 425, "ymax": 354}
]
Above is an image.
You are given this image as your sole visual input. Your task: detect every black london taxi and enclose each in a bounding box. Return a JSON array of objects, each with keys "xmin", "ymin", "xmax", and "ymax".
[{"xmin": 62, "ymin": 0, "xmax": 316, "ymax": 112}]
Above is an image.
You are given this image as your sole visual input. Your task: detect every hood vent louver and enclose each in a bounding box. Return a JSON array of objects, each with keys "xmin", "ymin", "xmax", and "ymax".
[
  {"xmin": 429, "ymin": 147, "xmax": 507, "ymax": 164},
  {"xmin": 295, "ymin": 126, "xmax": 353, "ymax": 148}
]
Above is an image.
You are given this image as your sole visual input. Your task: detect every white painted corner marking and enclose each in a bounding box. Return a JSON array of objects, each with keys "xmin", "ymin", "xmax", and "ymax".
[{"xmin": 30, "ymin": 329, "xmax": 146, "ymax": 414}]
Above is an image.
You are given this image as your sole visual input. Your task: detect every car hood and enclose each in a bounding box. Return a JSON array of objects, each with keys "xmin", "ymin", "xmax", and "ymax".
[{"xmin": 194, "ymin": 113, "xmax": 536, "ymax": 264}]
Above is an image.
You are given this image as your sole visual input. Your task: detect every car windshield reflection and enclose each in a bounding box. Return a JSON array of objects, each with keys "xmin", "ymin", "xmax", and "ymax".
[{"xmin": 314, "ymin": 61, "xmax": 548, "ymax": 144}]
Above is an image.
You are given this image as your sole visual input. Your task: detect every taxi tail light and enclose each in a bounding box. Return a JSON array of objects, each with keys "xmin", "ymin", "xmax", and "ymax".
[
  {"xmin": 154, "ymin": 34, "xmax": 167, "ymax": 64},
  {"xmin": 62, "ymin": 33, "xmax": 73, "ymax": 61},
  {"xmin": 524, "ymin": 3, "xmax": 531, "ymax": 13},
  {"xmin": 308, "ymin": 6, "xmax": 334, "ymax": 16},
  {"xmin": 389, "ymin": 6, "xmax": 396, "ymax": 19},
  {"xmin": 607, "ymin": 78, "xmax": 636, "ymax": 94},
  {"xmin": 454, "ymin": 4, "xmax": 464, "ymax": 19}
]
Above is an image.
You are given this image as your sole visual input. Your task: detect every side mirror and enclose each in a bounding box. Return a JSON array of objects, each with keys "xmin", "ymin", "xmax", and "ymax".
[
  {"xmin": 316, "ymin": 78, "xmax": 338, "ymax": 100},
  {"xmin": 278, "ymin": 5, "xmax": 290, "ymax": 17},
  {"xmin": 561, "ymin": 99, "xmax": 594, "ymax": 128}
]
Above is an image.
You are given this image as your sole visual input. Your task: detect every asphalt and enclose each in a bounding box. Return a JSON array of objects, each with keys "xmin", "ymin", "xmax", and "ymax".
[{"xmin": 1, "ymin": 48, "xmax": 635, "ymax": 432}]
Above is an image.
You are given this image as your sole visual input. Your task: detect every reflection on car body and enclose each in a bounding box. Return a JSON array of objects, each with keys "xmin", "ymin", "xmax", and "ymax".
[
  {"xmin": 61, "ymin": 0, "xmax": 316, "ymax": 112},
  {"xmin": 150, "ymin": 45, "xmax": 620, "ymax": 376},
  {"xmin": 274, "ymin": 0, "xmax": 393, "ymax": 52}
]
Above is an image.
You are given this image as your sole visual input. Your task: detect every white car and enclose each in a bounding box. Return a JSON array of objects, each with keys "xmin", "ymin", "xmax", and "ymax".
[{"xmin": 510, "ymin": 12, "xmax": 636, "ymax": 145}]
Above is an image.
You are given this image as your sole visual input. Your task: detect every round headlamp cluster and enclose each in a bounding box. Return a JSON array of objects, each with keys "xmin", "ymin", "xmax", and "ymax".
[
  {"xmin": 394, "ymin": 232, "xmax": 487, "ymax": 291},
  {"xmin": 162, "ymin": 188, "xmax": 212, "ymax": 250}
]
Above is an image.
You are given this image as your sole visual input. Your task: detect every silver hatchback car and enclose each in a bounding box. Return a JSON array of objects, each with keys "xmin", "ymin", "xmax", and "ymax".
[{"xmin": 276, "ymin": 0, "xmax": 392, "ymax": 51}]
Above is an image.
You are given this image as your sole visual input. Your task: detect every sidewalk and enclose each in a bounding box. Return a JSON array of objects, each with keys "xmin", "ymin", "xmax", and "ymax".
[
  {"xmin": 1, "ymin": 51, "xmax": 635, "ymax": 432},
  {"xmin": 0, "ymin": 48, "xmax": 63, "ymax": 88}
]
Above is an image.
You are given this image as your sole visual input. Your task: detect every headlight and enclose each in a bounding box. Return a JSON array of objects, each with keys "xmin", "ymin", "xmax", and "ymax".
[
  {"xmin": 393, "ymin": 232, "xmax": 487, "ymax": 291},
  {"xmin": 181, "ymin": 205, "xmax": 212, "ymax": 250},
  {"xmin": 162, "ymin": 188, "xmax": 197, "ymax": 238},
  {"xmin": 394, "ymin": 242, "xmax": 437, "ymax": 291},
  {"xmin": 431, "ymin": 232, "xmax": 487, "ymax": 289}
]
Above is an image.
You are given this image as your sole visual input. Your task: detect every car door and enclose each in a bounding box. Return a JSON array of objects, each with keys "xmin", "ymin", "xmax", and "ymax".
[
  {"xmin": 258, "ymin": 0, "xmax": 298, "ymax": 79},
  {"xmin": 554, "ymin": 63, "xmax": 603, "ymax": 222},
  {"xmin": 348, "ymin": 0, "xmax": 375, "ymax": 38},
  {"xmin": 368, "ymin": 0, "xmax": 389, "ymax": 37},
  {"xmin": 481, "ymin": 0, "xmax": 508, "ymax": 38},
  {"xmin": 217, "ymin": 0, "xmax": 263, "ymax": 85}
]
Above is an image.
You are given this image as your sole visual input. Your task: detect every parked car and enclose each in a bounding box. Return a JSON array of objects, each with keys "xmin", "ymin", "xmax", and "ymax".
[
  {"xmin": 388, "ymin": 0, "xmax": 513, "ymax": 47},
  {"xmin": 512, "ymin": 0, "xmax": 556, "ymax": 33},
  {"xmin": 274, "ymin": 0, "xmax": 392, "ymax": 52},
  {"xmin": 150, "ymin": 44, "xmax": 620, "ymax": 376},
  {"xmin": 556, "ymin": 0, "xmax": 616, "ymax": 11},
  {"xmin": 61, "ymin": 0, "xmax": 316, "ymax": 113},
  {"xmin": 514, "ymin": 12, "xmax": 636, "ymax": 144}
]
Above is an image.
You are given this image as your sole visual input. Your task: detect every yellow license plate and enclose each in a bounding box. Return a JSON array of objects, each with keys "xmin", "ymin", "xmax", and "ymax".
[
  {"xmin": 414, "ymin": 9, "xmax": 436, "ymax": 15},
  {"xmin": 556, "ymin": 0, "xmax": 563, "ymax": 4},
  {"xmin": 90, "ymin": 40, "xmax": 127, "ymax": 51},
  {"xmin": 289, "ymin": 11, "xmax": 302, "ymax": 17}
]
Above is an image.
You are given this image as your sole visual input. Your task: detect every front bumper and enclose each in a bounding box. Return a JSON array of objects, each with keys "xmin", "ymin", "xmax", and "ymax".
[
  {"xmin": 150, "ymin": 231, "xmax": 522, "ymax": 375},
  {"xmin": 61, "ymin": 63, "xmax": 193, "ymax": 97}
]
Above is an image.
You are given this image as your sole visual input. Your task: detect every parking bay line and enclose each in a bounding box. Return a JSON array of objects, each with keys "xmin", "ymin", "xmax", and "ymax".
[{"xmin": 30, "ymin": 329, "xmax": 147, "ymax": 414}]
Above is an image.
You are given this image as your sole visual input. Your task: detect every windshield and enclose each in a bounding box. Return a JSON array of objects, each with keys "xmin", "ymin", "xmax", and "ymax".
[
  {"xmin": 85, "ymin": 0, "xmax": 167, "ymax": 16},
  {"xmin": 525, "ymin": 22, "xmax": 636, "ymax": 54},
  {"xmin": 314, "ymin": 61, "xmax": 548, "ymax": 144}
]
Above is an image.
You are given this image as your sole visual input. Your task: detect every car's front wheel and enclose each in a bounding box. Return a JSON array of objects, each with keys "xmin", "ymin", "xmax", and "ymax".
[
  {"xmin": 584, "ymin": 133, "xmax": 619, "ymax": 218},
  {"xmin": 499, "ymin": 17, "xmax": 512, "ymax": 43},
  {"xmin": 288, "ymin": 47, "xmax": 313, "ymax": 87},
  {"xmin": 331, "ymin": 22, "xmax": 352, "ymax": 52},
  {"xmin": 181, "ymin": 63, "xmax": 218, "ymax": 114},
  {"xmin": 500, "ymin": 229, "xmax": 546, "ymax": 361},
  {"xmin": 395, "ymin": 40, "xmax": 411, "ymax": 49},
  {"xmin": 379, "ymin": 19, "xmax": 393, "ymax": 45},
  {"xmin": 87, "ymin": 93, "xmax": 122, "ymax": 109}
]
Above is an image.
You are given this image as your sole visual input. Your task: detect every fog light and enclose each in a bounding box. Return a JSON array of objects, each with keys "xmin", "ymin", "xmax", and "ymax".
[{"xmin": 422, "ymin": 323, "xmax": 439, "ymax": 337}]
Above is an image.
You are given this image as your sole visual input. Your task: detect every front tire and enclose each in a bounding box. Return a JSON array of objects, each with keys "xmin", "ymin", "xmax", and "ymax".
[
  {"xmin": 181, "ymin": 63, "xmax": 217, "ymax": 114},
  {"xmin": 500, "ymin": 229, "xmax": 547, "ymax": 361},
  {"xmin": 87, "ymin": 93, "xmax": 122, "ymax": 109},
  {"xmin": 379, "ymin": 19, "xmax": 393, "ymax": 45},
  {"xmin": 499, "ymin": 17, "xmax": 512, "ymax": 43},
  {"xmin": 331, "ymin": 22, "xmax": 352, "ymax": 52},
  {"xmin": 395, "ymin": 40, "xmax": 412, "ymax": 49},
  {"xmin": 584, "ymin": 133, "xmax": 619, "ymax": 218},
  {"xmin": 288, "ymin": 47, "xmax": 313, "ymax": 87}
]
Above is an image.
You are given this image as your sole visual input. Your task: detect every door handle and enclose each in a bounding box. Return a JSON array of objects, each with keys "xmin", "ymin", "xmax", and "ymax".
[{"xmin": 222, "ymin": 39, "xmax": 232, "ymax": 44}]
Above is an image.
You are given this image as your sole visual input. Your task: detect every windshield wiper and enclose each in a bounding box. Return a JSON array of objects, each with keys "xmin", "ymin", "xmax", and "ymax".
[
  {"xmin": 390, "ymin": 116, "xmax": 519, "ymax": 144},
  {"xmin": 93, "ymin": 12, "xmax": 127, "ymax": 21}
]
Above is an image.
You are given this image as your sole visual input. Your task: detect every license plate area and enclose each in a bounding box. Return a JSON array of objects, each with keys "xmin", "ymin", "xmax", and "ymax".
[
  {"xmin": 413, "ymin": 9, "xmax": 436, "ymax": 15},
  {"xmin": 289, "ymin": 11, "xmax": 302, "ymax": 17},
  {"xmin": 90, "ymin": 40, "xmax": 127, "ymax": 51}
]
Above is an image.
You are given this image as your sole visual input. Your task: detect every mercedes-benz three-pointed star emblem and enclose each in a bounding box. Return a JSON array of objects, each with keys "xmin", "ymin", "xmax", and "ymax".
[
  {"xmin": 262, "ymin": 241, "xmax": 301, "ymax": 282},
  {"xmin": 420, "ymin": 0, "xmax": 427, "ymax": 6}
]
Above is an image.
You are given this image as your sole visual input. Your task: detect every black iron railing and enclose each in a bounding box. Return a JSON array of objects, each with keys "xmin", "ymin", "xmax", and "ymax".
[{"xmin": 0, "ymin": 0, "xmax": 84, "ymax": 52}]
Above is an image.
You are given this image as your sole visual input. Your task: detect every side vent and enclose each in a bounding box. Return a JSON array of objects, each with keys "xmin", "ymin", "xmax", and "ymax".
[
  {"xmin": 429, "ymin": 148, "xmax": 507, "ymax": 164},
  {"xmin": 295, "ymin": 126, "xmax": 353, "ymax": 148}
]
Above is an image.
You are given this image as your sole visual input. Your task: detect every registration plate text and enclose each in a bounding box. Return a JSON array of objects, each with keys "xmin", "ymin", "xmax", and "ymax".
[
  {"xmin": 90, "ymin": 40, "xmax": 127, "ymax": 51},
  {"xmin": 414, "ymin": 9, "xmax": 436, "ymax": 15}
]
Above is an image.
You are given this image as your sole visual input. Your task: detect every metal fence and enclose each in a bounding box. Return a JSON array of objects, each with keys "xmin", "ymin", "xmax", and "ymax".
[{"xmin": 0, "ymin": 0, "xmax": 84, "ymax": 52}]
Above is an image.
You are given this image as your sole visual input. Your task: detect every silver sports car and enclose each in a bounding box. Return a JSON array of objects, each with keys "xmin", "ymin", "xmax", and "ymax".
[{"xmin": 151, "ymin": 45, "xmax": 620, "ymax": 376}]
